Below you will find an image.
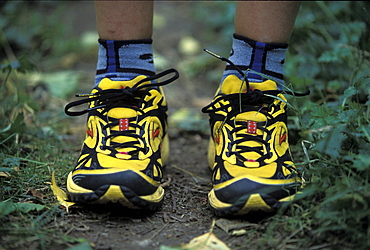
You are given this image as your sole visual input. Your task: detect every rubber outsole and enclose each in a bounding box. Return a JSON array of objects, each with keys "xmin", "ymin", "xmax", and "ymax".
[
  {"xmin": 208, "ymin": 192, "xmax": 294, "ymax": 217},
  {"xmin": 67, "ymin": 184, "xmax": 163, "ymax": 212}
]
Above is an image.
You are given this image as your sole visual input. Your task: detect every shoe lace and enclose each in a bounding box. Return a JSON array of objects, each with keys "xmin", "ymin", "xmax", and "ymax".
[
  {"xmin": 65, "ymin": 68, "xmax": 179, "ymax": 155},
  {"xmin": 201, "ymin": 49, "xmax": 309, "ymax": 164}
]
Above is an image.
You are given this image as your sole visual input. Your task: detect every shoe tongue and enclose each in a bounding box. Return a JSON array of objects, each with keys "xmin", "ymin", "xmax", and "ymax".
[
  {"xmin": 108, "ymin": 108, "xmax": 136, "ymax": 119},
  {"xmin": 235, "ymin": 111, "xmax": 266, "ymax": 122},
  {"xmin": 221, "ymin": 75, "xmax": 278, "ymax": 95}
]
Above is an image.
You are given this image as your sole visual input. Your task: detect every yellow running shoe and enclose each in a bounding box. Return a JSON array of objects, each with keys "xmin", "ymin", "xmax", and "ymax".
[
  {"xmin": 202, "ymin": 74, "xmax": 305, "ymax": 216},
  {"xmin": 64, "ymin": 69, "xmax": 179, "ymax": 211}
]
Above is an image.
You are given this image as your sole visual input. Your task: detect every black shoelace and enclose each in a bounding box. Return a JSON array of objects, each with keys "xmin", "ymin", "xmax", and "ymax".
[{"xmin": 65, "ymin": 68, "xmax": 179, "ymax": 155}]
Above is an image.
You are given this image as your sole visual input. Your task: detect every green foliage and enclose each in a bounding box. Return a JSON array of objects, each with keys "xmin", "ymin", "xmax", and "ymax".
[
  {"xmin": 0, "ymin": 1, "xmax": 78, "ymax": 69},
  {"xmin": 66, "ymin": 242, "xmax": 93, "ymax": 250},
  {"xmin": 287, "ymin": 1, "xmax": 370, "ymax": 89},
  {"xmin": 0, "ymin": 58, "xmax": 37, "ymax": 145},
  {"xmin": 0, "ymin": 2, "xmax": 85, "ymax": 248},
  {"xmin": 283, "ymin": 1, "xmax": 370, "ymax": 248},
  {"xmin": 0, "ymin": 201, "xmax": 46, "ymax": 219}
]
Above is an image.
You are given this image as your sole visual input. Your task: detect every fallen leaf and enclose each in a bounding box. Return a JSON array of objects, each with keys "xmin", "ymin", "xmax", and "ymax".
[
  {"xmin": 50, "ymin": 172, "xmax": 75, "ymax": 212},
  {"xmin": 0, "ymin": 171, "xmax": 11, "ymax": 178},
  {"xmin": 216, "ymin": 218, "xmax": 257, "ymax": 235},
  {"xmin": 181, "ymin": 232, "xmax": 230, "ymax": 250}
]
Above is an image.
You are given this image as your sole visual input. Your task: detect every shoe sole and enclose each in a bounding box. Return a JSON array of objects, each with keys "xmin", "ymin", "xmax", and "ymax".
[
  {"xmin": 67, "ymin": 180, "xmax": 164, "ymax": 211},
  {"xmin": 208, "ymin": 189, "xmax": 296, "ymax": 217}
]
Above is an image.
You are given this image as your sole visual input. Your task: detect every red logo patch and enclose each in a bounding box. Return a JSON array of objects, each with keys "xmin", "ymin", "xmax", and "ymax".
[
  {"xmin": 279, "ymin": 132, "xmax": 287, "ymax": 145},
  {"xmin": 215, "ymin": 135, "xmax": 220, "ymax": 144},
  {"xmin": 247, "ymin": 121, "xmax": 257, "ymax": 134},
  {"xmin": 87, "ymin": 128, "xmax": 93, "ymax": 138},
  {"xmin": 152, "ymin": 128, "xmax": 160, "ymax": 139},
  {"xmin": 119, "ymin": 118, "xmax": 129, "ymax": 131}
]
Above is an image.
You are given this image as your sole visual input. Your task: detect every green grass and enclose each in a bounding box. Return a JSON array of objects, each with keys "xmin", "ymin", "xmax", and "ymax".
[
  {"xmin": 1, "ymin": 1, "xmax": 369, "ymax": 249},
  {"xmin": 287, "ymin": 2, "xmax": 370, "ymax": 248}
]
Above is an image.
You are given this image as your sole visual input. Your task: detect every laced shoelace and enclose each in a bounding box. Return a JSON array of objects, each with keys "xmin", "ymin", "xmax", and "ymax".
[
  {"xmin": 65, "ymin": 68, "xmax": 179, "ymax": 155},
  {"xmin": 202, "ymin": 49, "xmax": 309, "ymax": 164}
]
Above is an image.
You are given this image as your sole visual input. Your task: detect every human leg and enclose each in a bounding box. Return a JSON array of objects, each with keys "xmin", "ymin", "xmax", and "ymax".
[
  {"xmin": 235, "ymin": 1, "xmax": 300, "ymax": 44},
  {"xmin": 65, "ymin": 1, "xmax": 178, "ymax": 211},
  {"xmin": 94, "ymin": 1, "xmax": 156, "ymax": 84},
  {"xmin": 205, "ymin": 1, "xmax": 304, "ymax": 216},
  {"xmin": 95, "ymin": 1, "xmax": 153, "ymax": 40}
]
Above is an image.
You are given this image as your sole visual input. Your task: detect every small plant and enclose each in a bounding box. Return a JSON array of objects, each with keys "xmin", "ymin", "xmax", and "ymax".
[
  {"xmin": 0, "ymin": 2, "xmax": 87, "ymax": 249},
  {"xmin": 285, "ymin": 1, "xmax": 370, "ymax": 248}
]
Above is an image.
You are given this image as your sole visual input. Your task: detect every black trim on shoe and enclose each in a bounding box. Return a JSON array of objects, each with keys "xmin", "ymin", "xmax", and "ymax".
[{"xmin": 72, "ymin": 170, "xmax": 159, "ymax": 196}]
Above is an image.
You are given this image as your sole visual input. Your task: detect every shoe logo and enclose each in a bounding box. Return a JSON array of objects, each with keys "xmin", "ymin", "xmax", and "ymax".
[
  {"xmin": 215, "ymin": 135, "xmax": 220, "ymax": 144},
  {"xmin": 119, "ymin": 118, "xmax": 129, "ymax": 131},
  {"xmin": 152, "ymin": 128, "xmax": 160, "ymax": 139},
  {"xmin": 87, "ymin": 128, "xmax": 93, "ymax": 138},
  {"xmin": 214, "ymin": 130, "xmax": 221, "ymax": 144},
  {"xmin": 247, "ymin": 121, "xmax": 257, "ymax": 134},
  {"xmin": 246, "ymin": 159, "xmax": 257, "ymax": 162},
  {"xmin": 279, "ymin": 132, "xmax": 287, "ymax": 145},
  {"xmin": 140, "ymin": 53, "xmax": 154, "ymax": 64}
]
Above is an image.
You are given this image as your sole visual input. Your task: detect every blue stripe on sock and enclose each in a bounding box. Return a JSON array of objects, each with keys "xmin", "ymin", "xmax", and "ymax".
[
  {"xmin": 106, "ymin": 40, "xmax": 116, "ymax": 73},
  {"xmin": 249, "ymin": 42, "xmax": 265, "ymax": 80}
]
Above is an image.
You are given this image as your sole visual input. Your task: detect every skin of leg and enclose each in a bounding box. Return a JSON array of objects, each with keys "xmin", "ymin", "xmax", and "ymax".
[
  {"xmin": 95, "ymin": 0, "xmax": 153, "ymax": 40},
  {"xmin": 235, "ymin": 1, "xmax": 301, "ymax": 44}
]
